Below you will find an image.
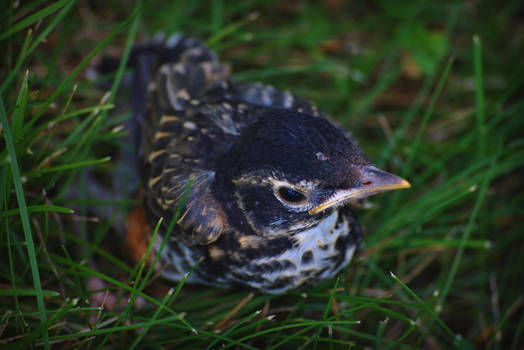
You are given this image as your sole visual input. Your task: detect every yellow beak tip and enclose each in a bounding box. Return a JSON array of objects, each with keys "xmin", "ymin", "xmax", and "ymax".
[{"xmin": 400, "ymin": 179, "xmax": 411, "ymax": 189}]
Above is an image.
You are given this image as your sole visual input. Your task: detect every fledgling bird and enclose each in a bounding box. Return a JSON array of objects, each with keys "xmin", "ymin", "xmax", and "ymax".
[{"xmin": 129, "ymin": 35, "xmax": 410, "ymax": 294}]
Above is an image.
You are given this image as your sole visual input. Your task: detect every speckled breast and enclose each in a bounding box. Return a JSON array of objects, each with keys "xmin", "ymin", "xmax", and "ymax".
[{"xmin": 156, "ymin": 207, "xmax": 361, "ymax": 294}]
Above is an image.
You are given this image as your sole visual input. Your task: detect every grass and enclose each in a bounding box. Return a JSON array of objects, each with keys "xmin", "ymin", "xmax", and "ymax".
[{"xmin": 1, "ymin": 0, "xmax": 523, "ymax": 348}]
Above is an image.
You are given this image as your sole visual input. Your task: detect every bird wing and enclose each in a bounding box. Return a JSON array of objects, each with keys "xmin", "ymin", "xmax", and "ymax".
[{"xmin": 141, "ymin": 37, "xmax": 234, "ymax": 245}]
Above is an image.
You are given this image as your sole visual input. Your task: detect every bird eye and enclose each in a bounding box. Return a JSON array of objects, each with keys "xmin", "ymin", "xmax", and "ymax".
[{"xmin": 277, "ymin": 187, "xmax": 306, "ymax": 204}]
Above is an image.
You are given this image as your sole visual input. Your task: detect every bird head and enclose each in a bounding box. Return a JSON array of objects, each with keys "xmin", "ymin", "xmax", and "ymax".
[{"xmin": 214, "ymin": 109, "xmax": 410, "ymax": 236}]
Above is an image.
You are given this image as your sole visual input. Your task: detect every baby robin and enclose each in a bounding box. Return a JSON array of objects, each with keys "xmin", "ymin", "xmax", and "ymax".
[{"xmin": 124, "ymin": 35, "xmax": 409, "ymax": 294}]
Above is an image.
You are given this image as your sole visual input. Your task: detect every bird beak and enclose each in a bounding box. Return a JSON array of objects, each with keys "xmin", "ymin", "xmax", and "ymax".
[{"xmin": 308, "ymin": 165, "xmax": 410, "ymax": 215}]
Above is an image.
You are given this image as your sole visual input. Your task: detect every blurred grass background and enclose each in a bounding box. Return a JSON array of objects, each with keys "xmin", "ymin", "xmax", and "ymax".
[{"xmin": 1, "ymin": 0, "xmax": 523, "ymax": 348}]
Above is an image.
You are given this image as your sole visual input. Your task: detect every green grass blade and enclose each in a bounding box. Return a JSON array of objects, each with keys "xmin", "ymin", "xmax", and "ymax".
[
  {"xmin": 390, "ymin": 272, "xmax": 455, "ymax": 338},
  {"xmin": 0, "ymin": 204, "xmax": 73, "ymax": 218},
  {"xmin": 62, "ymin": 232, "xmax": 134, "ymax": 274},
  {"xmin": 128, "ymin": 288, "xmax": 177, "ymax": 349},
  {"xmin": 473, "ymin": 34, "xmax": 486, "ymax": 157},
  {"xmin": 376, "ymin": 317, "xmax": 389, "ymax": 349},
  {"xmin": 12, "ymin": 70, "xmax": 29, "ymax": 136},
  {"xmin": 0, "ymin": 0, "xmax": 76, "ymax": 94},
  {"xmin": 14, "ymin": 0, "xmax": 146, "ymax": 139},
  {"xmin": 438, "ymin": 156, "xmax": 498, "ymax": 311},
  {"xmin": 206, "ymin": 310, "xmax": 262, "ymax": 350},
  {"xmin": 24, "ymin": 156, "xmax": 111, "ymax": 176},
  {"xmin": 5, "ymin": 219, "xmax": 27, "ymax": 335},
  {"xmin": 224, "ymin": 320, "xmax": 360, "ymax": 349},
  {"xmin": 402, "ymin": 57, "xmax": 454, "ymax": 179},
  {"xmin": 0, "ymin": 0, "xmax": 70, "ymax": 40},
  {"xmin": 25, "ymin": 104, "xmax": 114, "ymax": 148},
  {"xmin": 0, "ymin": 289, "xmax": 60, "ymax": 297},
  {"xmin": 10, "ymin": 297, "xmax": 79, "ymax": 349},
  {"xmin": 0, "ymin": 27, "xmax": 32, "ymax": 94},
  {"xmin": 0, "ymin": 95, "xmax": 49, "ymax": 348},
  {"xmin": 313, "ymin": 277, "xmax": 340, "ymax": 350}
]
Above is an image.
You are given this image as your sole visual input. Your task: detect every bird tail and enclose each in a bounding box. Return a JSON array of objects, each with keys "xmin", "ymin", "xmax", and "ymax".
[
  {"xmin": 128, "ymin": 34, "xmax": 227, "ymax": 120},
  {"xmin": 93, "ymin": 33, "xmax": 229, "ymax": 166}
]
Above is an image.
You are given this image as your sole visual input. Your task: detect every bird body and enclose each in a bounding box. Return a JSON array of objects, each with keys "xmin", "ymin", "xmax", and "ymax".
[{"xmin": 131, "ymin": 35, "xmax": 409, "ymax": 293}]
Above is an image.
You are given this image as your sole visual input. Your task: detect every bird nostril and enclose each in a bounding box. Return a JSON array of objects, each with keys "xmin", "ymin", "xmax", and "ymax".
[{"xmin": 362, "ymin": 181, "xmax": 372, "ymax": 186}]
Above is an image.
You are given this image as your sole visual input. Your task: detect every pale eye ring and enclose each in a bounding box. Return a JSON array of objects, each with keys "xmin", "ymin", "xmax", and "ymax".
[{"xmin": 277, "ymin": 186, "xmax": 307, "ymax": 204}]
